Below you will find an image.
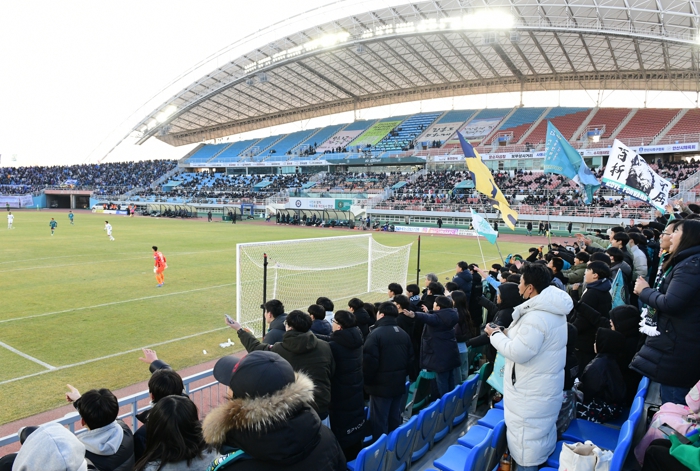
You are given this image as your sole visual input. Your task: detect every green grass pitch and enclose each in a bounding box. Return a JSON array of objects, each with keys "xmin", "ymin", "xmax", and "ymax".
[{"xmin": 0, "ymin": 210, "xmax": 530, "ymax": 424}]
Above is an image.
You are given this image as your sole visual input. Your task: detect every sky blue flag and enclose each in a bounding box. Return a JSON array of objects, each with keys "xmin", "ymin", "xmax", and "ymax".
[
  {"xmin": 470, "ymin": 209, "xmax": 498, "ymax": 244},
  {"xmin": 544, "ymin": 121, "xmax": 601, "ymax": 204},
  {"xmin": 610, "ymin": 270, "xmax": 626, "ymax": 309}
]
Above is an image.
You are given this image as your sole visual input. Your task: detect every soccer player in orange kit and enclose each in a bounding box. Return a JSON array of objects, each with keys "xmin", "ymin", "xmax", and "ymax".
[{"xmin": 152, "ymin": 246, "xmax": 167, "ymax": 287}]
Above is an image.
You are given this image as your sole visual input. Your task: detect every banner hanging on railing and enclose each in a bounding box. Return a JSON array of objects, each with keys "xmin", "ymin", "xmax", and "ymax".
[{"xmin": 602, "ymin": 140, "xmax": 672, "ymax": 212}]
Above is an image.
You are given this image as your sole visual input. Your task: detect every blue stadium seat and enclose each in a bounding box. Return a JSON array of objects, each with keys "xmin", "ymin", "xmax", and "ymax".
[
  {"xmin": 561, "ymin": 397, "xmax": 643, "ymax": 451},
  {"xmin": 347, "ymin": 433, "xmax": 387, "ymax": 471},
  {"xmin": 384, "ymin": 416, "xmax": 418, "ymax": 471},
  {"xmin": 410, "ymin": 399, "xmax": 441, "ymax": 462},
  {"xmin": 432, "ymin": 426, "xmax": 493, "ymax": 471},
  {"xmin": 457, "ymin": 424, "xmax": 492, "ymax": 449},
  {"xmin": 453, "ymin": 375, "xmax": 479, "ymax": 427},
  {"xmin": 477, "ymin": 408, "xmax": 504, "ymax": 429},
  {"xmin": 432, "ymin": 385, "xmax": 461, "ymax": 445},
  {"xmin": 484, "ymin": 420, "xmax": 508, "ymax": 471},
  {"xmin": 494, "ymin": 399, "xmax": 504, "ymax": 410},
  {"xmin": 607, "ymin": 383, "xmax": 647, "ymax": 428},
  {"xmin": 547, "ymin": 420, "xmax": 632, "ymax": 470}
]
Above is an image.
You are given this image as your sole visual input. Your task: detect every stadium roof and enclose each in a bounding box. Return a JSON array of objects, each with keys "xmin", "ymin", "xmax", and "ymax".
[{"xmin": 133, "ymin": 0, "xmax": 700, "ymax": 147}]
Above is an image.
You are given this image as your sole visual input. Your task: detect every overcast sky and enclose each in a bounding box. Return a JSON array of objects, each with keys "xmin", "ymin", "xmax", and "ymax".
[{"xmin": 1, "ymin": 1, "xmax": 698, "ymax": 167}]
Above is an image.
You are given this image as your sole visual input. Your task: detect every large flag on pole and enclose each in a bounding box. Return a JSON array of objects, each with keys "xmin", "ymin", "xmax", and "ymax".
[
  {"xmin": 470, "ymin": 209, "xmax": 498, "ymax": 244},
  {"xmin": 602, "ymin": 139, "xmax": 672, "ymax": 212},
  {"xmin": 458, "ymin": 132, "xmax": 518, "ymax": 230},
  {"xmin": 544, "ymin": 121, "xmax": 600, "ymax": 204}
]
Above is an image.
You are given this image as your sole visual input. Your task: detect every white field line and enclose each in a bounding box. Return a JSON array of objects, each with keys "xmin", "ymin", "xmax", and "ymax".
[
  {"xmin": 0, "ymin": 283, "xmax": 236, "ymax": 325},
  {"xmin": 0, "ymin": 327, "xmax": 229, "ymax": 386},
  {"xmin": 0, "ymin": 340, "xmax": 56, "ymax": 370},
  {"xmin": 0, "ymin": 248, "xmax": 236, "ymax": 274}
]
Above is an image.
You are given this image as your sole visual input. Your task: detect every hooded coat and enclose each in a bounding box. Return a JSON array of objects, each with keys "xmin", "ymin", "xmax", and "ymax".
[
  {"xmin": 351, "ymin": 308, "xmax": 373, "ymax": 340},
  {"xmin": 327, "ymin": 327, "xmax": 366, "ymax": 450},
  {"xmin": 202, "ymin": 372, "xmax": 346, "ymax": 471},
  {"xmin": 263, "ymin": 314, "xmax": 287, "ymax": 345},
  {"xmin": 468, "ymin": 271, "xmax": 483, "ymax": 328},
  {"xmin": 490, "ymin": 286, "xmax": 572, "ymax": 467},
  {"xmin": 237, "ymin": 329, "xmax": 335, "ymax": 419},
  {"xmin": 11, "ymin": 423, "xmax": 94, "ymax": 471},
  {"xmin": 579, "ymin": 329, "xmax": 626, "ymax": 405},
  {"xmin": 631, "ymin": 245, "xmax": 700, "ymax": 388},
  {"xmin": 414, "ymin": 307, "xmax": 461, "ymax": 373}
]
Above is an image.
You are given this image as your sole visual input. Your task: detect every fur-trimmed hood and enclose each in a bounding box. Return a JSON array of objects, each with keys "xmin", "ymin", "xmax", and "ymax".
[{"xmin": 203, "ymin": 371, "xmax": 315, "ymax": 448}]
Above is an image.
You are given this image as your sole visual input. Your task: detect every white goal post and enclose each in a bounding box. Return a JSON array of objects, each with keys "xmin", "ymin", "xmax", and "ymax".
[{"xmin": 236, "ymin": 234, "xmax": 412, "ymax": 329}]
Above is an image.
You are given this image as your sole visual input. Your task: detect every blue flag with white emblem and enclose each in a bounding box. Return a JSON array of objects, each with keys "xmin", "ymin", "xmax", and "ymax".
[{"xmin": 544, "ymin": 121, "xmax": 600, "ymax": 204}]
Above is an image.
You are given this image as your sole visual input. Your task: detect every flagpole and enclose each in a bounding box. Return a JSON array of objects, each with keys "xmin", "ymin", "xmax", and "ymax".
[
  {"xmin": 475, "ymin": 232, "xmax": 487, "ymax": 268},
  {"xmin": 494, "ymin": 240, "xmax": 505, "ymax": 264}
]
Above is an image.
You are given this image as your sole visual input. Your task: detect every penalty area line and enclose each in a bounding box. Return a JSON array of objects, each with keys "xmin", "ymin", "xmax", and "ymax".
[
  {"xmin": 0, "ymin": 340, "xmax": 56, "ymax": 370},
  {"xmin": 0, "ymin": 327, "xmax": 229, "ymax": 386},
  {"xmin": 0, "ymin": 282, "xmax": 237, "ymax": 325}
]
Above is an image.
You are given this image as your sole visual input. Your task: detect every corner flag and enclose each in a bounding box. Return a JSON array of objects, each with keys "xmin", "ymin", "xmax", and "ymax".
[
  {"xmin": 544, "ymin": 122, "xmax": 600, "ymax": 204},
  {"xmin": 458, "ymin": 132, "xmax": 518, "ymax": 230}
]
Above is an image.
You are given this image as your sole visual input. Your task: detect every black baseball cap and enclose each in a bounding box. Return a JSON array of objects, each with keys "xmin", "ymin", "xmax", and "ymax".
[{"xmin": 213, "ymin": 351, "xmax": 295, "ymax": 399}]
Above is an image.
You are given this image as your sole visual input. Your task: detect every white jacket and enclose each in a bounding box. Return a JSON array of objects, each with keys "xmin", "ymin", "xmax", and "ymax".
[{"xmin": 490, "ymin": 286, "xmax": 572, "ymax": 467}]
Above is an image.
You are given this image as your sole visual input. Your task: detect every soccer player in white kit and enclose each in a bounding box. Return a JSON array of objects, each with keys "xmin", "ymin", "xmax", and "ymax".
[
  {"xmin": 7, "ymin": 212, "xmax": 14, "ymax": 229},
  {"xmin": 104, "ymin": 220, "xmax": 114, "ymax": 241}
]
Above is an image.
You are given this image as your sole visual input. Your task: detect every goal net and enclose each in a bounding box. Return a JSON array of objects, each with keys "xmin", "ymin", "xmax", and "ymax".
[{"xmin": 236, "ymin": 234, "xmax": 412, "ymax": 329}]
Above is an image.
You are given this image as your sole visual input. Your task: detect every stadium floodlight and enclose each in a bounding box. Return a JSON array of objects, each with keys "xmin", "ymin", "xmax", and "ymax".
[{"xmin": 236, "ymin": 234, "xmax": 412, "ymax": 329}]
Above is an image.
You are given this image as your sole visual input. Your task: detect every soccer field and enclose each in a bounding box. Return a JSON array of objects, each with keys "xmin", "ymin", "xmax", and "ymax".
[{"xmin": 0, "ymin": 210, "xmax": 528, "ymax": 424}]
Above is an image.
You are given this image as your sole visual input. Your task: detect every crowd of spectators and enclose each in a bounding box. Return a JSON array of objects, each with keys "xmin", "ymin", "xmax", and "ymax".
[{"xmin": 0, "ymin": 161, "xmax": 177, "ymax": 195}]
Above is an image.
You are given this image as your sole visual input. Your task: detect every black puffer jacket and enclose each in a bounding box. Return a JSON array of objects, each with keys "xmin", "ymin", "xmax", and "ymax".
[
  {"xmin": 238, "ymin": 329, "xmax": 335, "ymax": 419},
  {"xmin": 327, "ymin": 327, "xmax": 366, "ymax": 449},
  {"xmin": 631, "ymin": 245, "xmax": 700, "ymax": 388},
  {"xmin": 203, "ymin": 372, "xmax": 346, "ymax": 471},
  {"xmin": 414, "ymin": 307, "xmax": 460, "ymax": 373},
  {"xmin": 363, "ymin": 316, "xmax": 414, "ymax": 397},
  {"xmin": 352, "ymin": 308, "xmax": 373, "ymax": 340},
  {"xmin": 468, "ymin": 272, "xmax": 483, "ymax": 328},
  {"xmin": 609, "ymin": 305, "xmax": 642, "ymax": 405},
  {"xmin": 579, "ymin": 329, "xmax": 626, "ymax": 405}
]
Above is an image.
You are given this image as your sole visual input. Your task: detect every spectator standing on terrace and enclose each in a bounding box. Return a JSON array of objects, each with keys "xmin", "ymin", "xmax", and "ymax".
[
  {"xmin": 204, "ymin": 351, "xmax": 346, "ymax": 471},
  {"xmin": 152, "ymin": 246, "xmax": 167, "ymax": 287},
  {"xmin": 347, "ymin": 297, "xmax": 372, "ymax": 340},
  {"xmin": 260, "ymin": 299, "xmax": 287, "ymax": 344},
  {"xmin": 631, "ymin": 219, "xmax": 700, "ymax": 405},
  {"xmin": 403, "ymin": 295, "xmax": 460, "ymax": 397},
  {"xmin": 452, "ymin": 261, "xmax": 473, "ymax": 300},
  {"xmin": 229, "ymin": 311, "xmax": 335, "ymax": 424},
  {"xmin": 484, "ymin": 264, "xmax": 572, "ymax": 471},
  {"xmin": 309, "ymin": 304, "xmax": 332, "ymax": 336},
  {"xmin": 363, "ymin": 302, "xmax": 414, "ymax": 441},
  {"xmin": 104, "ymin": 221, "xmax": 114, "ymax": 241}
]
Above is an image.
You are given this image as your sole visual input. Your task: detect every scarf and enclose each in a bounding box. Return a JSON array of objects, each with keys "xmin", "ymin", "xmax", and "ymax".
[{"xmin": 639, "ymin": 251, "xmax": 670, "ymax": 337}]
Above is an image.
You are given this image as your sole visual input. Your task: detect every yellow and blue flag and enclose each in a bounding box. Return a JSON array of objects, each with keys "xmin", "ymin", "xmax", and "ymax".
[
  {"xmin": 458, "ymin": 132, "xmax": 518, "ymax": 230},
  {"xmin": 544, "ymin": 121, "xmax": 600, "ymax": 204}
]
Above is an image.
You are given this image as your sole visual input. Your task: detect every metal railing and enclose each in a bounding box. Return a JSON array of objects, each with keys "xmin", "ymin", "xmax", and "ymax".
[{"xmin": 0, "ymin": 370, "xmax": 222, "ymax": 450}]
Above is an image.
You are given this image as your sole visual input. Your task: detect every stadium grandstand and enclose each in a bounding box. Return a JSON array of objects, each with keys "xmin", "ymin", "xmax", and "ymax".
[{"xmin": 3, "ymin": 1, "xmax": 700, "ymax": 469}]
